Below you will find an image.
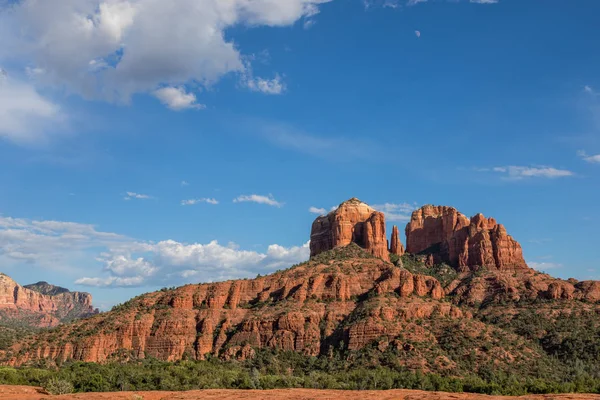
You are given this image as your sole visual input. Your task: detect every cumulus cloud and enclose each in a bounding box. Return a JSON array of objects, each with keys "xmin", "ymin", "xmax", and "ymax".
[
  {"xmin": 0, "ymin": 69, "xmax": 63, "ymax": 144},
  {"xmin": 0, "ymin": 0, "xmax": 328, "ymax": 107},
  {"xmin": 124, "ymin": 191, "xmax": 152, "ymax": 200},
  {"xmin": 76, "ymin": 240, "xmax": 311, "ymax": 287},
  {"xmin": 181, "ymin": 198, "xmax": 219, "ymax": 206},
  {"xmin": 473, "ymin": 166, "xmax": 574, "ymax": 180},
  {"xmin": 153, "ymin": 86, "xmax": 205, "ymax": 111},
  {"xmin": 372, "ymin": 202, "xmax": 418, "ymax": 222},
  {"xmin": 0, "ymin": 213, "xmax": 310, "ymax": 288},
  {"xmin": 578, "ymin": 150, "xmax": 600, "ymax": 164},
  {"xmin": 234, "ymin": 194, "xmax": 283, "ymax": 207}
]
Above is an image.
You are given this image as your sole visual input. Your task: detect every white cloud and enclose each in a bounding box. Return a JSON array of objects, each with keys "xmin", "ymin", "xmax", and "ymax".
[
  {"xmin": 470, "ymin": 0, "xmax": 498, "ymax": 3},
  {"xmin": 303, "ymin": 19, "xmax": 316, "ymax": 29},
  {"xmin": 0, "ymin": 212, "xmax": 310, "ymax": 288},
  {"xmin": 578, "ymin": 150, "xmax": 600, "ymax": 164},
  {"xmin": 0, "ymin": 215, "xmax": 128, "ymax": 271},
  {"xmin": 153, "ymin": 86, "xmax": 205, "ymax": 111},
  {"xmin": 76, "ymin": 240, "xmax": 311, "ymax": 287},
  {"xmin": 0, "ymin": 69, "xmax": 63, "ymax": 144},
  {"xmin": 485, "ymin": 166, "xmax": 574, "ymax": 180},
  {"xmin": 124, "ymin": 192, "xmax": 152, "ymax": 200},
  {"xmin": 181, "ymin": 198, "xmax": 219, "ymax": 206},
  {"xmin": 181, "ymin": 180, "xmax": 190, "ymax": 186},
  {"xmin": 244, "ymin": 74, "xmax": 286, "ymax": 95},
  {"xmin": 309, "ymin": 206, "xmax": 327, "ymax": 215},
  {"xmin": 0, "ymin": 0, "xmax": 328, "ymax": 107},
  {"xmin": 584, "ymin": 85, "xmax": 594, "ymax": 94},
  {"xmin": 372, "ymin": 202, "xmax": 418, "ymax": 222},
  {"xmin": 415, "ymin": 30, "xmax": 421, "ymax": 38},
  {"xmin": 233, "ymin": 194, "xmax": 283, "ymax": 207}
]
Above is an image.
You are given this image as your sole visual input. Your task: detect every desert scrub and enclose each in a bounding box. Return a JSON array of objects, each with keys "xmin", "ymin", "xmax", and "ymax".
[{"xmin": 44, "ymin": 377, "xmax": 74, "ymax": 395}]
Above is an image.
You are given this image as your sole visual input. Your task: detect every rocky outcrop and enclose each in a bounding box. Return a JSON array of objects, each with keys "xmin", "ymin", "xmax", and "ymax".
[
  {"xmin": 0, "ymin": 273, "xmax": 97, "ymax": 328},
  {"xmin": 5, "ymin": 247, "xmax": 458, "ymax": 365},
  {"xmin": 310, "ymin": 198, "xmax": 389, "ymax": 261},
  {"xmin": 405, "ymin": 205, "xmax": 527, "ymax": 272},
  {"xmin": 389, "ymin": 225, "xmax": 405, "ymax": 256},
  {"xmin": 449, "ymin": 270, "xmax": 600, "ymax": 307}
]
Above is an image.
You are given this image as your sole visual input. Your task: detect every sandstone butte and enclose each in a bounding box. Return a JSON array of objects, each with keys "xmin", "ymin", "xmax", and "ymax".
[
  {"xmin": 0, "ymin": 273, "xmax": 97, "ymax": 328},
  {"xmin": 405, "ymin": 205, "xmax": 528, "ymax": 272},
  {"xmin": 3, "ymin": 198, "xmax": 600, "ymax": 369},
  {"xmin": 310, "ymin": 198, "xmax": 405, "ymax": 261}
]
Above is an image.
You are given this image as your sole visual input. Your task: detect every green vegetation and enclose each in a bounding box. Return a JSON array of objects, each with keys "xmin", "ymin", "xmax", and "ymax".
[
  {"xmin": 0, "ymin": 347, "xmax": 599, "ymax": 395},
  {"xmin": 43, "ymin": 377, "xmax": 74, "ymax": 394},
  {"xmin": 400, "ymin": 254, "xmax": 458, "ymax": 287}
]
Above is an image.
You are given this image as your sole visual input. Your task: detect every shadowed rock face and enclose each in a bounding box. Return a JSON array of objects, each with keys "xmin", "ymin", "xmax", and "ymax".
[
  {"xmin": 405, "ymin": 205, "xmax": 528, "ymax": 272},
  {"xmin": 310, "ymin": 198, "xmax": 390, "ymax": 261},
  {"xmin": 5, "ymin": 246, "xmax": 452, "ymax": 365},
  {"xmin": 5, "ymin": 198, "xmax": 600, "ymax": 373},
  {"xmin": 0, "ymin": 273, "xmax": 97, "ymax": 328}
]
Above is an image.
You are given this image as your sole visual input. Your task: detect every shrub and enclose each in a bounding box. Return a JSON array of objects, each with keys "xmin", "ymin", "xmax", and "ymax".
[{"xmin": 44, "ymin": 377, "xmax": 74, "ymax": 395}]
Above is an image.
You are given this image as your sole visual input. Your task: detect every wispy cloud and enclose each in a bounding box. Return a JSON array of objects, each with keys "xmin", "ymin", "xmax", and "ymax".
[
  {"xmin": 309, "ymin": 206, "xmax": 327, "ymax": 215},
  {"xmin": 476, "ymin": 166, "xmax": 574, "ymax": 180},
  {"xmin": 124, "ymin": 192, "xmax": 153, "ymax": 201},
  {"xmin": 181, "ymin": 180, "xmax": 190, "ymax": 187},
  {"xmin": 181, "ymin": 198, "xmax": 219, "ymax": 206},
  {"xmin": 253, "ymin": 119, "xmax": 381, "ymax": 162},
  {"xmin": 233, "ymin": 194, "xmax": 283, "ymax": 208},
  {"xmin": 244, "ymin": 74, "xmax": 286, "ymax": 95},
  {"xmin": 372, "ymin": 202, "xmax": 418, "ymax": 222},
  {"xmin": 578, "ymin": 150, "xmax": 600, "ymax": 164},
  {"xmin": 528, "ymin": 261, "xmax": 562, "ymax": 272}
]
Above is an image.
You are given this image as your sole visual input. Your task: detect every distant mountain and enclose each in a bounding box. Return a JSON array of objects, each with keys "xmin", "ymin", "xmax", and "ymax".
[
  {"xmin": 24, "ymin": 281, "xmax": 71, "ymax": 297},
  {"xmin": 3, "ymin": 199, "xmax": 600, "ymax": 385},
  {"xmin": 0, "ymin": 273, "xmax": 98, "ymax": 329}
]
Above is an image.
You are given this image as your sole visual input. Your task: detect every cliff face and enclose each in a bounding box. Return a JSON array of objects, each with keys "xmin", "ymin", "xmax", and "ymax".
[
  {"xmin": 5, "ymin": 199, "xmax": 600, "ymax": 375},
  {"xmin": 310, "ymin": 198, "xmax": 390, "ymax": 261},
  {"xmin": 405, "ymin": 205, "xmax": 527, "ymax": 272},
  {"xmin": 0, "ymin": 274, "xmax": 97, "ymax": 328},
  {"xmin": 6, "ymin": 246, "xmax": 462, "ymax": 365}
]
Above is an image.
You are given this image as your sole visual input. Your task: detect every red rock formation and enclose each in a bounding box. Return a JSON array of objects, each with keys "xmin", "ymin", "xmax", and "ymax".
[
  {"xmin": 389, "ymin": 225, "xmax": 405, "ymax": 256},
  {"xmin": 405, "ymin": 205, "xmax": 527, "ymax": 272},
  {"xmin": 0, "ymin": 273, "xmax": 96, "ymax": 328},
  {"xmin": 310, "ymin": 198, "xmax": 389, "ymax": 261},
  {"xmin": 5, "ymin": 250, "xmax": 458, "ymax": 365}
]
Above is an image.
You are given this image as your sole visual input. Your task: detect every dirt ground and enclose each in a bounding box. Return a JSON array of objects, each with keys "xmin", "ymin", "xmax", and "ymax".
[{"xmin": 1, "ymin": 386, "xmax": 599, "ymax": 400}]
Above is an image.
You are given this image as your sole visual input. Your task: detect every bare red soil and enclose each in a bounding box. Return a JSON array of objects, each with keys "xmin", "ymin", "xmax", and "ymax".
[{"xmin": 1, "ymin": 386, "xmax": 599, "ymax": 400}]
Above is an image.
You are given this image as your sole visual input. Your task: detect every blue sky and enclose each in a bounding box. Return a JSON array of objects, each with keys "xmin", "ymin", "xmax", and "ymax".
[{"xmin": 0, "ymin": 0, "xmax": 599, "ymax": 308}]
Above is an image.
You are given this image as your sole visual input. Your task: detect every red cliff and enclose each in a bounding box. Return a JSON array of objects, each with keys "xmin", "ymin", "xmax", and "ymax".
[
  {"xmin": 405, "ymin": 205, "xmax": 527, "ymax": 272},
  {"xmin": 310, "ymin": 198, "xmax": 389, "ymax": 261},
  {"xmin": 0, "ymin": 273, "xmax": 97, "ymax": 328}
]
